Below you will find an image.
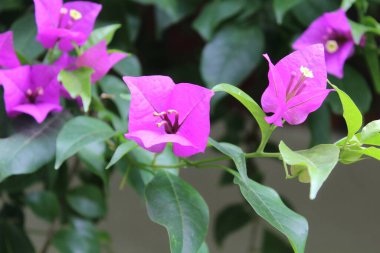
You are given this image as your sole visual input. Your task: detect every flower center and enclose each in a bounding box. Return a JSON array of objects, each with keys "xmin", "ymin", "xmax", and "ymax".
[
  {"xmin": 153, "ymin": 109, "xmax": 180, "ymax": 134},
  {"xmin": 325, "ymin": 40, "xmax": 339, "ymax": 53},
  {"xmin": 26, "ymin": 87, "xmax": 44, "ymax": 103},
  {"xmin": 69, "ymin": 9, "xmax": 82, "ymax": 21},
  {"xmin": 286, "ymin": 66, "xmax": 314, "ymax": 100},
  {"xmin": 59, "ymin": 7, "xmax": 82, "ymax": 29}
]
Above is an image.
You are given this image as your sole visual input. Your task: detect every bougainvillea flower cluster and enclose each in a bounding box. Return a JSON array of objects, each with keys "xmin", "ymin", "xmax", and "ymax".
[
  {"xmin": 0, "ymin": 65, "xmax": 62, "ymax": 123},
  {"xmin": 0, "ymin": 0, "xmax": 124, "ymax": 124},
  {"xmin": 34, "ymin": 0, "xmax": 101, "ymax": 51},
  {"xmin": 123, "ymin": 75, "xmax": 214, "ymax": 157},
  {"xmin": 261, "ymin": 44, "xmax": 332, "ymax": 127},
  {"xmin": 293, "ymin": 9, "xmax": 355, "ymax": 78}
]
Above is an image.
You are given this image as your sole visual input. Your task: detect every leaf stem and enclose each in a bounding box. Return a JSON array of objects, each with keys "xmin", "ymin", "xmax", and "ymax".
[
  {"xmin": 136, "ymin": 152, "xmax": 281, "ymax": 170},
  {"xmin": 256, "ymin": 124, "xmax": 277, "ymax": 153}
]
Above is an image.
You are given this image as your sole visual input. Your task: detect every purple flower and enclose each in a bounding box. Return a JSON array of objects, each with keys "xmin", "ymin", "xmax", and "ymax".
[
  {"xmin": 0, "ymin": 65, "xmax": 62, "ymax": 123},
  {"xmin": 34, "ymin": 0, "xmax": 101, "ymax": 51},
  {"xmin": 261, "ymin": 44, "xmax": 332, "ymax": 127},
  {"xmin": 55, "ymin": 41, "xmax": 127, "ymax": 83},
  {"xmin": 0, "ymin": 31, "xmax": 20, "ymax": 69},
  {"xmin": 293, "ymin": 9, "xmax": 355, "ymax": 78},
  {"xmin": 123, "ymin": 76, "xmax": 214, "ymax": 157}
]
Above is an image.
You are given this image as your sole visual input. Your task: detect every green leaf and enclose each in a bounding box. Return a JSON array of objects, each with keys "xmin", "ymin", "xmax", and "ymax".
[
  {"xmin": 55, "ymin": 116, "xmax": 115, "ymax": 169},
  {"xmin": 58, "ymin": 68, "xmax": 94, "ymax": 112},
  {"xmin": 82, "ymin": 24, "xmax": 121, "ymax": 50},
  {"xmin": 330, "ymin": 83, "xmax": 362, "ymax": 143},
  {"xmin": 291, "ymin": 0, "xmax": 339, "ymax": 26},
  {"xmin": 364, "ymin": 35, "xmax": 380, "ymax": 93},
  {"xmin": 133, "ymin": 0, "xmax": 202, "ymax": 22},
  {"xmin": 25, "ymin": 191, "xmax": 60, "ymax": 222},
  {"xmin": 212, "ymin": 83, "xmax": 270, "ymax": 138},
  {"xmin": 273, "ymin": 0, "xmax": 302, "ymax": 24},
  {"xmin": 196, "ymin": 242, "xmax": 209, "ymax": 253},
  {"xmin": 106, "ymin": 141, "xmax": 137, "ymax": 169},
  {"xmin": 279, "ymin": 142, "xmax": 340, "ymax": 199},
  {"xmin": 360, "ymin": 120, "xmax": 380, "ymax": 142},
  {"xmin": 349, "ymin": 20, "xmax": 370, "ymax": 44},
  {"xmin": 357, "ymin": 147, "xmax": 380, "ymax": 160},
  {"xmin": 201, "ymin": 24, "xmax": 264, "ymax": 87},
  {"xmin": 11, "ymin": 14, "xmax": 44, "ymax": 61},
  {"xmin": 327, "ymin": 66, "xmax": 372, "ymax": 115},
  {"xmin": 0, "ymin": 221, "xmax": 35, "ymax": 253},
  {"xmin": 263, "ymin": 230, "xmax": 293, "ymax": 253},
  {"xmin": 0, "ymin": 113, "xmax": 68, "ymax": 182},
  {"xmin": 235, "ymin": 176, "xmax": 308, "ymax": 253},
  {"xmin": 67, "ymin": 185, "xmax": 106, "ymax": 219},
  {"xmin": 214, "ymin": 203, "xmax": 253, "ymax": 245},
  {"xmin": 113, "ymin": 54, "xmax": 142, "ymax": 76},
  {"xmin": 78, "ymin": 142, "xmax": 108, "ymax": 186},
  {"xmin": 192, "ymin": 0, "xmax": 245, "ymax": 40},
  {"xmin": 341, "ymin": 0, "xmax": 356, "ymax": 10},
  {"xmin": 99, "ymin": 75, "xmax": 130, "ymax": 120},
  {"xmin": 145, "ymin": 171, "xmax": 209, "ymax": 253},
  {"xmin": 208, "ymin": 138, "xmax": 247, "ymax": 181},
  {"xmin": 0, "ymin": 0, "xmax": 23, "ymax": 12},
  {"xmin": 53, "ymin": 219, "xmax": 101, "ymax": 253}
]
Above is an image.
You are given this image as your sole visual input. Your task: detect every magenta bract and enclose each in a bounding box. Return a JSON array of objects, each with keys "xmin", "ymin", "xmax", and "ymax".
[
  {"xmin": 261, "ymin": 44, "xmax": 332, "ymax": 127},
  {"xmin": 293, "ymin": 9, "xmax": 354, "ymax": 78},
  {"xmin": 123, "ymin": 75, "xmax": 214, "ymax": 157},
  {"xmin": 0, "ymin": 65, "xmax": 62, "ymax": 123},
  {"xmin": 34, "ymin": 0, "xmax": 101, "ymax": 51},
  {"xmin": 55, "ymin": 41, "xmax": 127, "ymax": 84},
  {"xmin": 0, "ymin": 31, "xmax": 21, "ymax": 69}
]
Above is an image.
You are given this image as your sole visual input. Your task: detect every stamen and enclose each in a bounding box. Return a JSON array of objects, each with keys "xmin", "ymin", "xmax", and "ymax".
[
  {"xmin": 168, "ymin": 109, "xmax": 179, "ymax": 132},
  {"xmin": 325, "ymin": 40, "xmax": 339, "ymax": 53},
  {"xmin": 156, "ymin": 121, "xmax": 167, "ymax": 128},
  {"xmin": 60, "ymin": 7, "xmax": 68, "ymax": 15},
  {"xmin": 167, "ymin": 109, "xmax": 178, "ymax": 114},
  {"xmin": 26, "ymin": 89, "xmax": 33, "ymax": 96},
  {"xmin": 153, "ymin": 111, "xmax": 167, "ymax": 118},
  {"xmin": 300, "ymin": 66, "xmax": 314, "ymax": 78},
  {"xmin": 287, "ymin": 67, "xmax": 314, "ymax": 100},
  {"xmin": 153, "ymin": 109, "xmax": 181, "ymax": 134},
  {"xmin": 286, "ymin": 72, "xmax": 297, "ymax": 95},
  {"xmin": 36, "ymin": 87, "xmax": 44, "ymax": 96},
  {"xmin": 70, "ymin": 9, "xmax": 82, "ymax": 20}
]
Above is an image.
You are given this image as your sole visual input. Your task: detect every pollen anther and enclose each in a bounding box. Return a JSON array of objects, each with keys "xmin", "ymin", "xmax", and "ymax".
[
  {"xmin": 70, "ymin": 9, "xmax": 82, "ymax": 20},
  {"xmin": 60, "ymin": 7, "xmax": 68, "ymax": 15},
  {"xmin": 300, "ymin": 66, "xmax": 314, "ymax": 78},
  {"xmin": 325, "ymin": 40, "xmax": 339, "ymax": 53}
]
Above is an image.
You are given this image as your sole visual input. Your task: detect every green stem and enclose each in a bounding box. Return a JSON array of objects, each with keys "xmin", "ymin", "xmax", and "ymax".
[
  {"xmin": 256, "ymin": 125, "xmax": 276, "ymax": 153},
  {"xmin": 136, "ymin": 152, "xmax": 281, "ymax": 170}
]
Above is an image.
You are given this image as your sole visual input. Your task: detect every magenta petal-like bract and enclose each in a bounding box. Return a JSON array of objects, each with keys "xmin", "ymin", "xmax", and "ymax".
[
  {"xmin": 76, "ymin": 41, "xmax": 127, "ymax": 83},
  {"xmin": 0, "ymin": 31, "xmax": 20, "ymax": 69},
  {"xmin": 123, "ymin": 75, "xmax": 214, "ymax": 157},
  {"xmin": 0, "ymin": 65, "xmax": 62, "ymax": 123},
  {"xmin": 261, "ymin": 44, "xmax": 332, "ymax": 127},
  {"xmin": 292, "ymin": 9, "xmax": 355, "ymax": 78},
  {"xmin": 34, "ymin": 0, "xmax": 101, "ymax": 51}
]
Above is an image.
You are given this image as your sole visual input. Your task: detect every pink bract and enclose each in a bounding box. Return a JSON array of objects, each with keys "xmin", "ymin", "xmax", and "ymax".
[
  {"xmin": 261, "ymin": 44, "xmax": 332, "ymax": 127},
  {"xmin": 0, "ymin": 65, "xmax": 62, "ymax": 123},
  {"xmin": 293, "ymin": 9, "xmax": 355, "ymax": 78},
  {"xmin": 55, "ymin": 41, "xmax": 127, "ymax": 84},
  {"xmin": 123, "ymin": 75, "xmax": 214, "ymax": 157},
  {"xmin": 34, "ymin": 0, "xmax": 101, "ymax": 51},
  {"xmin": 0, "ymin": 31, "xmax": 21, "ymax": 69}
]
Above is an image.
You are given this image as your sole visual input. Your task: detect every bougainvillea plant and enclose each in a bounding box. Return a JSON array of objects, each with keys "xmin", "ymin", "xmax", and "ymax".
[{"xmin": 0, "ymin": 0, "xmax": 379, "ymax": 253}]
